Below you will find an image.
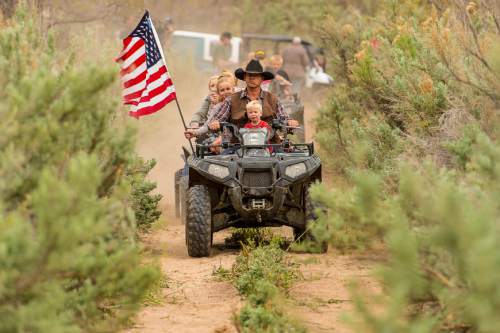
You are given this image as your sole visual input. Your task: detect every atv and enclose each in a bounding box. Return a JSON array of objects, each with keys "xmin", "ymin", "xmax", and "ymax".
[{"xmin": 182, "ymin": 120, "xmax": 325, "ymax": 257}]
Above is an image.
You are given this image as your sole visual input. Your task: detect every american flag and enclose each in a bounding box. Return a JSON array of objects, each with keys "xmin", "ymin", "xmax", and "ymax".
[{"xmin": 116, "ymin": 11, "xmax": 176, "ymax": 118}]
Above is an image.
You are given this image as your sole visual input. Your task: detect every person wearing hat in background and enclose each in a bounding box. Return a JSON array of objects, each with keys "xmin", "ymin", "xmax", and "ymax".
[
  {"xmin": 254, "ymin": 50, "xmax": 267, "ymax": 66},
  {"xmin": 185, "ymin": 59, "xmax": 299, "ymax": 144},
  {"xmin": 273, "ymin": 69, "xmax": 293, "ymax": 99}
]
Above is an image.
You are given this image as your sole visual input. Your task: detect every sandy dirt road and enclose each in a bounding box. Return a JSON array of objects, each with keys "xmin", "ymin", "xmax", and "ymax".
[
  {"xmin": 127, "ymin": 214, "xmax": 241, "ymax": 333},
  {"xmin": 126, "ymin": 212, "xmax": 382, "ymax": 333}
]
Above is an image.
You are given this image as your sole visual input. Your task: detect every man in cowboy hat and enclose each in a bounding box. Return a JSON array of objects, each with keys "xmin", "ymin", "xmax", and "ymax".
[{"xmin": 192, "ymin": 59, "xmax": 299, "ymax": 139}]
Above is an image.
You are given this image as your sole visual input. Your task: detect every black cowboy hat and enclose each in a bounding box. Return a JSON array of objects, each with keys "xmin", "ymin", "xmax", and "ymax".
[{"xmin": 235, "ymin": 59, "xmax": 275, "ymax": 81}]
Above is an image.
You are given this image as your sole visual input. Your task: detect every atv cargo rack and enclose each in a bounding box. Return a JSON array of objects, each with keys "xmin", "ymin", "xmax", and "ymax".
[{"xmin": 195, "ymin": 142, "xmax": 315, "ymax": 158}]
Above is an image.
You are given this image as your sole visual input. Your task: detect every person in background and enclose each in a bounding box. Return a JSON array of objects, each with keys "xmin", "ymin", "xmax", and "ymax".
[
  {"xmin": 267, "ymin": 54, "xmax": 292, "ymax": 95},
  {"xmin": 189, "ymin": 76, "xmax": 219, "ymax": 129},
  {"xmin": 274, "ymin": 70, "xmax": 293, "ymax": 98},
  {"xmin": 269, "ymin": 54, "xmax": 284, "ymax": 73},
  {"xmin": 255, "ymin": 50, "xmax": 267, "ymax": 67},
  {"xmin": 211, "ymin": 32, "xmax": 236, "ymax": 73},
  {"xmin": 157, "ymin": 16, "xmax": 174, "ymax": 46},
  {"xmin": 314, "ymin": 49, "xmax": 327, "ymax": 72},
  {"xmin": 255, "ymin": 50, "xmax": 272, "ymax": 91},
  {"xmin": 281, "ymin": 36, "xmax": 309, "ymax": 95},
  {"xmin": 245, "ymin": 51, "xmax": 255, "ymax": 65}
]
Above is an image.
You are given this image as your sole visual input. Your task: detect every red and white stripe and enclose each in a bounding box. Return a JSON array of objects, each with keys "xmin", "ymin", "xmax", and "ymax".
[{"xmin": 116, "ymin": 36, "xmax": 176, "ymax": 118}]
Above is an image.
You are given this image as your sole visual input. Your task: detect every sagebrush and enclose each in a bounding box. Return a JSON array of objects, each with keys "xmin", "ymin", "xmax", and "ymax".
[
  {"xmin": 0, "ymin": 9, "xmax": 160, "ymax": 332},
  {"xmin": 310, "ymin": 0, "xmax": 500, "ymax": 332}
]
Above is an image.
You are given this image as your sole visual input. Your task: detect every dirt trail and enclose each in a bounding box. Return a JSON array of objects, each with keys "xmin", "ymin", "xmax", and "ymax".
[
  {"xmin": 290, "ymin": 250, "xmax": 384, "ymax": 332},
  {"xmin": 127, "ymin": 212, "xmax": 382, "ymax": 333},
  {"xmin": 127, "ymin": 213, "xmax": 241, "ymax": 333}
]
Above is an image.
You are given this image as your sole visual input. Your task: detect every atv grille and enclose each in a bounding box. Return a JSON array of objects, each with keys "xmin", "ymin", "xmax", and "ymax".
[{"xmin": 242, "ymin": 170, "xmax": 273, "ymax": 187}]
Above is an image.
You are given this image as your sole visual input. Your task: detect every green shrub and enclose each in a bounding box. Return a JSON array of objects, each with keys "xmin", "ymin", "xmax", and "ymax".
[
  {"xmin": 237, "ymin": 281, "xmax": 306, "ymax": 333},
  {"xmin": 127, "ymin": 158, "xmax": 162, "ymax": 230},
  {"xmin": 223, "ymin": 228, "xmax": 286, "ymax": 249},
  {"xmin": 311, "ymin": 0, "xmax": 500, "ymax": 331},
  {"xmin": 309, "ymin": 173, "xmax": 386, "ymax": 251},
  {"xmin": 0, "ymin": 155, "xmax": 160, "ymax": 332},
  {"xmin": 0, "ymin": 9, "xmax": 160, "ymax": 332},
  {"xmin": 232, "ymin": 243, "xmax": 299, "ymax": 296}
]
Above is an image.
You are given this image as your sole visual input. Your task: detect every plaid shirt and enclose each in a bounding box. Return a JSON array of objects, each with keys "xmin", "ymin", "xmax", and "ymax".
[{"xmin": 210, "ymin": 89, "xmax": 289, "ymax": 123}]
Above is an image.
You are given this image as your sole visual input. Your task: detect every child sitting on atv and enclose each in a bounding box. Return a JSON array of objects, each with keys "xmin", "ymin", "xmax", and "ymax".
[
  {"xmin": 244, "ymin": 100, "xmax": 271, "ymax": 132},
  {"xmin": 243, "ymin": 100, "xmax": 273, "ymax": 152}
]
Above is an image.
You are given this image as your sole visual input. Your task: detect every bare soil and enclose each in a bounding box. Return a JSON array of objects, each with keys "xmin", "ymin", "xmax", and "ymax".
[
  {"xmin": 125, "ymin": 211, "xmax": 382, "ymax": 333},
  {"xmin": 289, "ymin": 250, "xmax": 384, "ymax": 332},
  {"xmin": 126, "ymin": 214, "xmax": 241, "ymax": 333}
]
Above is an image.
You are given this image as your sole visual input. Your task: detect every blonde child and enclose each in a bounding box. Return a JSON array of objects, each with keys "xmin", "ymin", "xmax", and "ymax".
[
  {"xmin": 243, "ymin": 100, "xmax": 273, "ymax": 151},
  {"xmin": 243, "ymin": 100, "xmax": 271, "ymax": 131},
  {"xmin": 189, "ymin": 75, "xmax": 219, "ymax": 128}
]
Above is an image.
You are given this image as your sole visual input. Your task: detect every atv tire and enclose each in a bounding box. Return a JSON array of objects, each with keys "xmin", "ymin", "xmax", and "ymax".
[
  {"xmin": 294, "ymin": 187, "xmax": 328, "ymax": 253},
  {"xmin": 186, "ymin": 185, "xmax": 212, "ymax": 257}
]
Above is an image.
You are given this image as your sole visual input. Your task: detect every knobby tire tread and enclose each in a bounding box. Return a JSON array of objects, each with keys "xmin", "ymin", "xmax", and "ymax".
[{"xmin": 186, "ymin": 185, "xmax": 212, "ymax": 257}]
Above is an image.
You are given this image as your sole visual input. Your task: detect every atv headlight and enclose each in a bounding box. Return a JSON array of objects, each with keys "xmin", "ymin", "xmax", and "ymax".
[
  {"xmin": 285, "ymin": 162, "xmax": 307, "ymax": 178},
  {"xmin": 207, "ymin": 164, "xmax": 230, "ymax": 179}
]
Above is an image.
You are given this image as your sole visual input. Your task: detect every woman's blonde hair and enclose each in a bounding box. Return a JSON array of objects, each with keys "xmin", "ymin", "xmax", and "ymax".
[
  {"xmin": 246, "ymin": 100, "xmax": 262, "ymax": 113},
  {"xmin": 220, "ymin": 70, "xmax": 238, "ymax": 86}
]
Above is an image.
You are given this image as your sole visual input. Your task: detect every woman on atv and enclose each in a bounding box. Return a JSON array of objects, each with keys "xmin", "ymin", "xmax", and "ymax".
[{"xmin": 185, "ymin": 76, "xmax": 236, "ymax": 139}]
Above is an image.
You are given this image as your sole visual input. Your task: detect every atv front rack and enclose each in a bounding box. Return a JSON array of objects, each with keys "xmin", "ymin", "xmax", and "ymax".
[{"xmin": 195, "ymin": 142, "xmax": 315, "ymax": 158}]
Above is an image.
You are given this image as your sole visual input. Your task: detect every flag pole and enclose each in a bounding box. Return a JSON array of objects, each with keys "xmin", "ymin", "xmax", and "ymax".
[{"xmin": 148, "ymin": 12, "xmax": 195, "ymax": 154}]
